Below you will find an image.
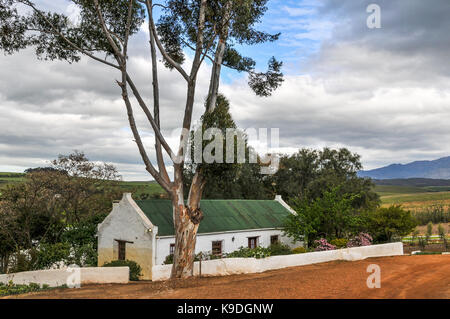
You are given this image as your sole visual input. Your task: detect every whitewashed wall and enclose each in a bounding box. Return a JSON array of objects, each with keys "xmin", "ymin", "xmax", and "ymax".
[
  {"xmin": 152, "ymin": 242, "xmax": 404, "ymax": 281},
  {"xmin": 155, "ymin": 229, "xmax": 299, "ymax": 265},
  {"xmin": 97, "ymin": 193, "xmax": 157, "ymax": 280},
  {"xmin": 0, "ymin": 267, "xmax": 129, "ymax": 287}
]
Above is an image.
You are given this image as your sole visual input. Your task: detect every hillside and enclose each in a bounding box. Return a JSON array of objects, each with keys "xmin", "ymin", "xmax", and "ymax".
[{"xmin": 359, "ymin": 156, "xmax": 450, "ymax": 179}]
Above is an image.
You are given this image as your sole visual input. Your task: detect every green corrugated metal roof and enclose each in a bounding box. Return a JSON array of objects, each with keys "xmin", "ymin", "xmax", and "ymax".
[{"xmin": 134, "ymin": 199, "xmax": 291, "ymax": 236}]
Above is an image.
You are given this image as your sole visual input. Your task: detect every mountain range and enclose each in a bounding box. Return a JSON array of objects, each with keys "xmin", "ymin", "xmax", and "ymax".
[{"xmin": 359, "ymin": 156, "xmax": 450, "ymax": 180}]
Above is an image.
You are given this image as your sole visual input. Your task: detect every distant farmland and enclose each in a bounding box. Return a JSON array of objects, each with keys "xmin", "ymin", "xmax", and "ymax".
[
  {"xmin": 376, "ymin": 184, "xmax": 450, "ymax": 206},
  {"xmin": 0, "ymin": 172, "xmax": 25, "ymax": 189},
  {"xmin": 0, "ymin": 172, "xmax": 166, "ymax": 198}
]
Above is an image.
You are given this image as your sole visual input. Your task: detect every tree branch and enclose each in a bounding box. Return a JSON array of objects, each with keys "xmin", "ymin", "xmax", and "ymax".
[
  {"xmin": 146, "ymin": 6, "xmax": 170, "ymax": 184},
  {"xmin": 21, "ymin": 0, "xmax": 120, "ymax": 70},
  {"xmin": 93, "ymin": 0, "xmax": 125, "ymax": 65},
  {"xmin": 145, "ymin": 0, "xmax": 190, "ymax": 83},
  {"xmin": 125, "ymin": 73, "xmax": 176, "ymax": 161},
  {"xmin": 117, "ymin": 80, "xmax": 172, "ymax": 193}
]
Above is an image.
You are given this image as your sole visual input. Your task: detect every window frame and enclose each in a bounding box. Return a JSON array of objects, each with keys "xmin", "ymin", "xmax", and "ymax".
[
  {"xmin": 270, "ymin": 235, "xmax": 280, "ymax": 245},
  {"xmin": 248, "ymin": 237, "xmax": 258, "ymax": 249},
  {"xmin": 212, "ymin": 241, "xmax": 223, "ymax": 256},
  {"xmin": 114, "ymin": 239, "xmax": 133, "ymax": 261}
]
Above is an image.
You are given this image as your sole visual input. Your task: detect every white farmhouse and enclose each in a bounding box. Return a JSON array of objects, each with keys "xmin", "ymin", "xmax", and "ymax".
[{"xmin": 97, "ymin": 193, "xmax": 299, "ymax": 280}]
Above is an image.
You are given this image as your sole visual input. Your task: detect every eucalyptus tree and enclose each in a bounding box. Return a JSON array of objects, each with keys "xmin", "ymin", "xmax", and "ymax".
[{"xmin": 0, "ymin": 0, "xmax": 283, "ymax": 278}]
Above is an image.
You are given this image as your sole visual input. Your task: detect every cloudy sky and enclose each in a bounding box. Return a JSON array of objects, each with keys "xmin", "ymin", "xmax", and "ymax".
[{"xmin": 1, "ymin": 0, "xmax": 450, "ymax": 180}]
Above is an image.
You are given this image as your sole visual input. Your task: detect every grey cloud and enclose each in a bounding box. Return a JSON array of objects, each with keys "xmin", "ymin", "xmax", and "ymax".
[{"xmin": 314, "ymin": 0, "xmax": 450, "ymax": 79}]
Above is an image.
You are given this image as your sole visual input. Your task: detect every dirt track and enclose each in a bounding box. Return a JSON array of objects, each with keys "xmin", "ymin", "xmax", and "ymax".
[{"xmin": 4, "ymin": 255, "xmax": 450, "ymax": 299}]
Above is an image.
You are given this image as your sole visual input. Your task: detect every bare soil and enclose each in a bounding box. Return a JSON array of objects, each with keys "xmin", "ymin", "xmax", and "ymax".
[{"xmin": 3, "ymin": 255, "xmax": 449, "ymax": 299}]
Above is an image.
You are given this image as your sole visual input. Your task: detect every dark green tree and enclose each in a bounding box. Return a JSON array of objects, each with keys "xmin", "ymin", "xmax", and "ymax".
[
  {"xmin": 269, "ymin": 148, "xmax": 379, "ymax": 209},
  {"xmin": 0, "ymin": 0, "xmax": 283, "ymax": 278},
  {"xmin": 366, "ymin": 205, "xmax": 417, "ymax": 243},
  {"xmin": 184, "ymin": 94, "xmax": 268, "ymax": 199},
  {"xmin": 284, "ymin": 187, "xmax": 365, "ymax": 247}
]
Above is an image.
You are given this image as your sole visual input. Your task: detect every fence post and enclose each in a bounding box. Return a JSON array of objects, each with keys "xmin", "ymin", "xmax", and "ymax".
[{"xmin": 199, "ymin": 252, "xmax": 202, "ymax": 278}]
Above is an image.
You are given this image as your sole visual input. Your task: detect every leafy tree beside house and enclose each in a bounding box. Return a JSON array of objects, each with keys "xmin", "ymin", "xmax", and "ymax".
[
  {"xmin": 284, "ymin": 187, "xmax": 366, "ymax": 247},
  {"xmin": 183, "ymin": 94, "xmax": 269, "ymax": 200}
]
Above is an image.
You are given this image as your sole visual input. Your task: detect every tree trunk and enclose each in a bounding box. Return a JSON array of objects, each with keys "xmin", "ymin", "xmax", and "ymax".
[
  {"xmin": 171, "ymin": 168, "xmax": 205, "ymax": 279},
  {"xmin": 171, "ymin": 201, "xmax": 199, "ymax": 279}
]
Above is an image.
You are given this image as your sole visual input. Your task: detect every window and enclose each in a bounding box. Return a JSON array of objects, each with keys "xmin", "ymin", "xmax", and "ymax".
[
  {"xmin": 170, "ymin": 244, "xmax": 175, "ymax": 256},
  {"xmin": 117, "ymin": 240, "xmax": 126, "ymax": 261},
  {"xmin": 212, "ymin": 241, "xmax": 222, "ymax": 256},
  {"xmin": 115, "ymin": 239, "xmax": 133, "ymax": 261},
  {"xmin": 248, "ymin": 237, "xmax": 258, "ymax": 249},
  {"xmin": 270, "ymin": 235, "xmax": 280, "ymax": 245}
]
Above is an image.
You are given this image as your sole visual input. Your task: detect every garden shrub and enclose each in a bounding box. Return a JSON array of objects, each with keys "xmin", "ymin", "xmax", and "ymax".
[
  {"xmin": 102, "ymin": 260, "xmax": 142, "ymax": 281},
  {"xmin": 226, "ymin": 246, "xmax": 271, "ymax": 259},
  {"xmin": 330, "ymin": 238, "xmax": 348, "ymax": 249},
  {"xmin": 347, "ymin": 233, "xmax": 373, "ymax": 248},
  {"xmin": 314, "ymin": 239, "xmax": 336, "ymax": 251},
  {"xmin": 163, "ymin": 254, "xmax": 174, "ymax": 265},
  {"xmin": 0, "ymin": 281, "xmax": 52, "ymax": 297},
  {"xmin": 267, "ymin": 243, "xmax": 292, "ymax": 256},
  {"xmin": 292, "ymin": 246, "xmax": 307, "ymax": 254}
]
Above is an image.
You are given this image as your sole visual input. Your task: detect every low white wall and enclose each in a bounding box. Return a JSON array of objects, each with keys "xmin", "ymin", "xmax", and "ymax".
[
  {"xmin": 0, "ymin": 267, "xmax": 129, "ymax": 287},
  {"xmin": 152, "ymin": 242, "xmax": 403, "ymax": 281}
]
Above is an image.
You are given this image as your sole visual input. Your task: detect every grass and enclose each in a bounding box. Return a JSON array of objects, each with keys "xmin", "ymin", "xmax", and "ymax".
[
  {"xmin": 380, "ymin": 192, "xmax": 450, "ymax": 205},
  {"xmin": 0, "ymin": 172, "xmax": 26, "ymax": 190},
  {"xmin": 376, "ymin": 184, "xmax": 450, "ymax": 208},
  {"xmin": 0, "ymin": 281, "xmax": 57, "ymax": 297},
  {"xmin": 117, "ymin": 181, "xmax": 166, "ymax": 199}
]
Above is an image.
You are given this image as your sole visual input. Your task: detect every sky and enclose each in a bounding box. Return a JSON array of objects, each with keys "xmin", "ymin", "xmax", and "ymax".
[{"xmin": 1, "ymin": 0, "xmax": 450, "ymax": 180}]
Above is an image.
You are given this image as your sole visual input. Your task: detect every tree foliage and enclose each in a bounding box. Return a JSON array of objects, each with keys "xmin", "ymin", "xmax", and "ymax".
[
  {"xmin": 268, "ymin": 148, "xmax": 380, "ymax": 209},
  {"xmin": 183, "ymin": 94, "xmax": 268, "ymax": 199},
  {"xmin": 0, "ymin": 151, "xmax": 121, "ymax": 273},
  {"xmin": 284, "ymin": 187, "xmax": 366, "ymax": 246},
  {"xmin": 365, "ymin": 205, "xmax": 417, "ymax": 243}
]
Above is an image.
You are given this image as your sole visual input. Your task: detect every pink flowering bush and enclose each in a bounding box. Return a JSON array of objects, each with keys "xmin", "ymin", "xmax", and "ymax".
[
  {"xmin": 346, "ymin": 232, "xmax": 373, "ymax": 248},
  {"xmin": 314, "ymin": 238, "xmax": 336, "ymax": 251}
]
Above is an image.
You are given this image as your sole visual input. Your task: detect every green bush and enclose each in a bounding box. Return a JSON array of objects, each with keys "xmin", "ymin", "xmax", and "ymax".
[
  {"xmin": 34, "ymin": 242, "xmax": 71, "ymax": 270},
  {"xmin": 329, "ymin": 238, "xmax": 349, "ymax": 249},
  {"xmin": 102, "ymin": 260, "xmax": 142, "ymax": 281},
  {"xmin": 267, "ymin": 243, "xmax": 292, "ymax": 256},
  {"xmin": 226, "ymin": 246, "xmax": 271, "ymax": 259},
  {"xmin": 163, "ymin": 254, "xmax": 174, "ymax": 265},
  {"xmin": 367, "ymin": 205, "xmax": 417, "ymax": 243},
  {"xmin": 292, "ymin": 246, "xmax": 307, "ymax": 254},
  {"xmin": 0, "ymin": 281, "xmax": 52, "ymax": 297}
]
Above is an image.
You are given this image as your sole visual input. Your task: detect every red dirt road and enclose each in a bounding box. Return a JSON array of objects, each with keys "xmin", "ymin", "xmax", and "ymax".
[{"xmin": 4, "ymin": 255, "xmax": 450, "ymax": 299}]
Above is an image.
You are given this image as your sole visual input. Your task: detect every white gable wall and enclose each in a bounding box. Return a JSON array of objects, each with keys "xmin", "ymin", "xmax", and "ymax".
[
  {"xmin": 155, "ymin": 229, "xmax": 298, "ymax": 265},
  {"xmin": 97, "ymin": 193, "xmax": 156, "ymax": 280}
]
